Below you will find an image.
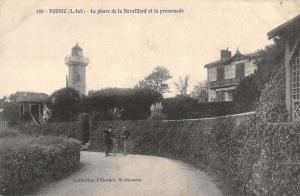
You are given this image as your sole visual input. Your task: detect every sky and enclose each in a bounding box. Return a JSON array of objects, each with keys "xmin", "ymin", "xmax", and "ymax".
[{"xmin": 0, "ymin": 0, "xmax": 299, "ymax": 98}]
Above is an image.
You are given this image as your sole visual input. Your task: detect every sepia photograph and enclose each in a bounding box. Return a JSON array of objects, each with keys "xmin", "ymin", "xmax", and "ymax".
[{"xmin": 0, "ymin": 0, "xmax": 299, "ymax": 195}]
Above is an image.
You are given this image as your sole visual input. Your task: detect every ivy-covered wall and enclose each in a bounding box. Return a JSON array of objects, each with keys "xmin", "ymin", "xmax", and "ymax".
[{"xmin": 89, "ymin": 113, "xmax": 299, "ymax": 195}]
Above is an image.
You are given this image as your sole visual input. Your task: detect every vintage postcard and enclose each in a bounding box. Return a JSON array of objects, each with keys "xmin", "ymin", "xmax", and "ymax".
[{"xmin": 0, "ymin": 0, "xmax": 299, "ymax": 196}]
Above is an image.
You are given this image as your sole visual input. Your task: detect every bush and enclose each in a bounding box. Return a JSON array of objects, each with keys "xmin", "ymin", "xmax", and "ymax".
[
  {"xmin": 107, "ymin": 107, "xmax": 124, "ymax": 120},
  {"xmin": 78, "ymin": 113, "xmax": 90, "ymax": 144},
  {"xmin": 233, "ymin": 74, "xmax": 260, "ymax": 111},
  {"xmin": 18, "ymin": 121, "xmax": 82, "ymax": 141},
  {"xmin": 0, "ymin": 128, "xmax": 19, "ymax": 138},
  {"xmin": 149, "ymin": 102, "xmax": 167, "ymax": 120},
  {"xmin": 81, "ymin": 88, "xmax": 163, "ymax": 120},
  {"xmin": 89, "ymin": 112, "xmax": 105, "ymax": 130},
  {"xmin": 164, "ymin": 96, "xmax": 243, "ymax": 119},
  {"xmin": 0, "ymin": 135, "xmax": 81, "ymax": 195},
  {"xmin": 0, "ymin": 102, "xmax": 20, "ymax": 125}
]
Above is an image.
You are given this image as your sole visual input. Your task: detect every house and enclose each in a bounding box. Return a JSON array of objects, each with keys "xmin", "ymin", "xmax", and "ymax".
[
  {"xmin": 204, "ymin": 49, "xmax": 257, "ymax": 102},
  {"xmin": 268, "ymin": 14, "xmax": 300, "ymax": 122}
]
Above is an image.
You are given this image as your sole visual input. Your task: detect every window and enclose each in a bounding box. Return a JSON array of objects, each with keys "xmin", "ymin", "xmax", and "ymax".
[
  {"xmin": 216, "ymin": 91, "xmax": 225, "ymax": 102},
  {"xmin": 76, "ymin": 74, "xmax": 81, "ymax": 82},
  {"xmin": 235, "ymin": 63, "xmax": 245, "ymax": 79},
  {"xmin": 217, "ymin": 66, "xmax": 224, "ymax": 81}
]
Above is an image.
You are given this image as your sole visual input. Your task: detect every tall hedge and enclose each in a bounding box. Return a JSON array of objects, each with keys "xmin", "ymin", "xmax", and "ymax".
[
  {"xmin": 164, "ymin": 96, "xmax": 243, "ymax": 120},
  {"xmin": 81, "ymin": 88, "xmax": 163, "ymax": 120},
  {"xmin": 89, "ymin": 113, "xmax": 299, "ymax": 195},
  {"xmin": 49, "ymin": 87, "xmax": 81, "ymax": 122},
  {"xmin": 0, "ymin": 135, "xmax": 81, "ymax": 195},
  {"xmin": 18, "ymin": 122, "xmax": 81, "ymax": 140},
  {"xmin": 78, "ymin": 113, "xmax": 90, "ymax": 144}
]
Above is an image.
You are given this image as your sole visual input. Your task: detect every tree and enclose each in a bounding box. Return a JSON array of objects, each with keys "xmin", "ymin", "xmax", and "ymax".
[
  {"xmin": 81, "ymin": 88, "xmax": 163, "ymax": 120},
  {"xmin": 233, "ymin": 37, "xmax": 285, "ymax": 113},
  {"xmin": 88, "ymin": 90, "xmax": 96, "ymax": 96},
  {"xmin": 190, "ymin": 81, "xmax": 208, "ymax": 102},
  {"xmin": 233, "ymin": 75, "xmax": 260, "ymax": 111},
  {"xmin": 1, "ymin": 102, "xmax": 19, "ymax": 124},
  {"xmin": 135, "ymin": 66, "xmax": 172, "ymax": 95},
  {"xmin": 49, "ymin": 87, "xmax": 81, "ymax": 122},
  {"xmin": 254, "ymin": 37, "xmax": 285, "ymax": 90},
  {"xmin": 0, "ymin": 96, "xmax": 7, "ymax": 106},
  {"xmin": 0, "ymin": 95, "xmax": 18, "ymax": 125},
  {"xmin": 174, "ymin": 75, "xmax": 190, "ymax": 96},
  {"xmin": 8, "ymin": 93, "xmax": 16, "ymax": 102}
]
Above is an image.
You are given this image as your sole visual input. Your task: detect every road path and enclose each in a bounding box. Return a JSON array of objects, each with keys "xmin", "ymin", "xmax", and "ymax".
[{"xmin": 29, "ymin": 151, "xmax": 223, "ymax": 196}]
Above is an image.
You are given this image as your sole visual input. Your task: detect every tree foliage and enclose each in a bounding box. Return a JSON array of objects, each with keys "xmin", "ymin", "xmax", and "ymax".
[
  {"xmin": 233, "ymin": 75, "xmax": 260, "ymax": 111},
  {"xmin": 8, "ymin": 94, "xmax": 17, "ymax": 102},
  {"xmin": 190, "ymin": 82, "xmax": 208, "ymax": 102},
  {"xmin": 135, "ymin": 66, "xmax": 172, "ymax": 95},
  {"xmin": 81, "ymin": 88, "xmax": 163, "ymax": 120},
  {"xmin": 233, "ymin": 38, "xmax": 285, "ymax": 112},
  {"xmin": 164, "ymin": 95, "xmax": 242, "ymax": 119},
  {"xmin": 0, "ymin": 96, "xmax": 7, "ymax": 106},
  {"xmin": 254, "ymin": 38, "xmax": 285, "ymax": 90},
  {"xmin": 149, "ymin": 102, "xmax": 167, "ymax": 120},
  {"xmin": 174, "ymin": 75, "xmax": 190, "ymax": 96},
  {"xmin": 0, "ymin": 102, "xmax": 19, "ymax": 125},
  {"xmin": 49, "ymin": 87, "xmax": 81, "ymax": 122}
]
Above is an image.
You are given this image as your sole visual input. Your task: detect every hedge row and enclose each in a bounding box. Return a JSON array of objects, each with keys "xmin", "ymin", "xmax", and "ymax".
[
  {"xmin": 18, "ymin": 122, "xmax": 82, "ymax": 140},
  {"xmin": 164, "ymin": 98, "xmax": 244, "ymax": 120},
  {"xmin": 0, "ymin": 128, "xmax": 19, "ymax": 138},
  {"xmin": 89, "ymin": 113, "xmax": 299, "ymax": 195},
  {"xmin": 0, "ymin": 135, "xmax": 81, "ymax": 195}
]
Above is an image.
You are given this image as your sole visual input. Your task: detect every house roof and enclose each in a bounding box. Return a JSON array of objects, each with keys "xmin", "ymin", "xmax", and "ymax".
[
  {"xmin": 204, "ymin": 50, "xmax": 258, "ymax": 68},
  {"xmin": 268, "ymin": 14, "xmax": 300, "ymax": 39},
  {"xmin": 15, "ymin": 91, "xmax": 48, "ymax": 103}
]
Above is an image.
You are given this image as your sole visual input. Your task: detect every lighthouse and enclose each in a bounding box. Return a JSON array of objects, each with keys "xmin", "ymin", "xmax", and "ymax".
[{"xmin": 65, "ymin": 43, "xmax": 89, "ymax": 95}]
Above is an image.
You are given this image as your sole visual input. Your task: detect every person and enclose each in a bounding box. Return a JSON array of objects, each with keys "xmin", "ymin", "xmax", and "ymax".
[
  {"xmin": 112, "ymin": 135, "xmax": 119, "ymax": 155},
  {"xmin": 121, "ymin": 126, "xmax": 130, "ymax": 156},
  {"xmin": 104, "ymin": 126, "xmax": 115, "ymax": 157}
]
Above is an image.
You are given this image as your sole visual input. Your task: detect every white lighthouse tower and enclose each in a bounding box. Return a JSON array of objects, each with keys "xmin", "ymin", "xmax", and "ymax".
[{"xmin": 65, "ymin": 43, "xmax": 89, "ymax": 95}]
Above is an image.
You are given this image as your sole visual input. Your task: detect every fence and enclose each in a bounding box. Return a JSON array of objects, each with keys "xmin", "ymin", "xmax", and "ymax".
[{"xmin": 0, "ymin": 121, "xmax": 8, "ymax": 129}]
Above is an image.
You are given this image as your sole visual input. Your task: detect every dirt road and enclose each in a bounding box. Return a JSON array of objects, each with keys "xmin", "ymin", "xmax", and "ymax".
[{"xmin": 29, "ymin": 151, "xmax": 223, "ymax": 196}]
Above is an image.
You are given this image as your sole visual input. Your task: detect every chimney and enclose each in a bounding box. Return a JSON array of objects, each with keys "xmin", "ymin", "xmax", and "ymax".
[{"xmin": 220, "ymin": 48, "xmax": 231, "ymax": 60}]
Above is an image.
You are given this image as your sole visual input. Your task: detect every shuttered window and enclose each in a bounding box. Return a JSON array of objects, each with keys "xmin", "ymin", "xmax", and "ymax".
[
  {"xmin": 235, "ymin": 63, "xmax": 245, "ymax": 79},
  {"xmin": 217, "ymin": 66, "xmax": 225, "ymax": 81}
]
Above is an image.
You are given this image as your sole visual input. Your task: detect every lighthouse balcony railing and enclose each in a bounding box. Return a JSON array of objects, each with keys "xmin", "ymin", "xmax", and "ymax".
[{"xmin": 65, "ymin": 55, "xmax": 89, "ymax": 65}]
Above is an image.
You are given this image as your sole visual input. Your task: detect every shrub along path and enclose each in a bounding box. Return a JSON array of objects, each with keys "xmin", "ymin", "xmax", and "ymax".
[{"xmin": 28, "ymin": 151, "xmax": 223, "ymax": 196}]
